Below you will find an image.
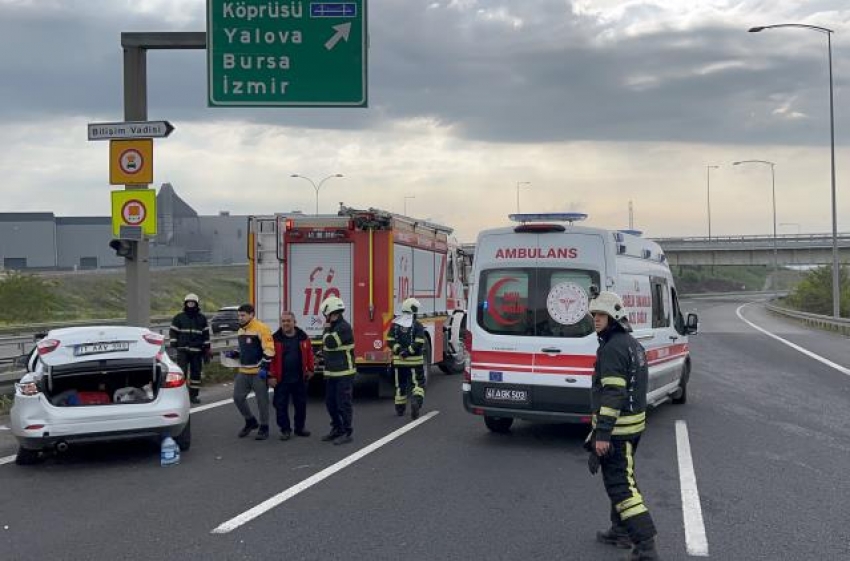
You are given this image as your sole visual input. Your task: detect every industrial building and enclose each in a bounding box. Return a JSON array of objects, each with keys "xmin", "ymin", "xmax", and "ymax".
[{"xmin": 0, "ymin": 184, "xmax": 249, "ymax": 270}]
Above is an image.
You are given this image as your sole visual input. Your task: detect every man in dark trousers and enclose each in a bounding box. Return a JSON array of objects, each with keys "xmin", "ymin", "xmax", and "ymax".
[
  {"xmin": 169, "ymin": 293, "xmax": 211, "ymax": 404},
  {"xmin": 269, "ymin": 311, "xmax": 315, "ymax": 440},
  {"xmin": 318, "ymin": 296, "xmax": 356, "ymax": 445},
  {"xmin": 587, "ymin": 291, "xmax": 658, "ymax": 561},
  {"xmin": 387, "ymin": 297, "xmax": 427, "ymax": 419},
  {"xmin": 226, "ymin": 303, "xmax": 275, "ymax": 440}
]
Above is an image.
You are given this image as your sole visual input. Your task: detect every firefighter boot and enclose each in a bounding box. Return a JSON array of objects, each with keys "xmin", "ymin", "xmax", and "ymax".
[
  {"xmin": 629, "ymin": 538, "xmax": 660, "ymax": 560},
  {"xmin": 395, "ymin": 404, "xmax": 406, "ymax": 417},
  {"xmin": 410, "ymin": 395, "xmax": 423, "ymax": 420},
  {"xmin": 596, "ymin": 526, "xmax": 631, "ymax": 549},
  {"xmin": 321, "ymin": 429, "xmax": 343, "ymax": 442}
]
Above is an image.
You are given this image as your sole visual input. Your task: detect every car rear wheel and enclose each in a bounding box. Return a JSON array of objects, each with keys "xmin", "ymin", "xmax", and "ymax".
[
  {"xmin": 15, "ymin": 446, "xmax": 43, "ymax": 466},
  {"xmin": 484, "ymin": 416, "xmax": 514, "ymax": 433},
  {"xmin": 175, "ymin": 419, "xmax": 192, "ymax": 451}
]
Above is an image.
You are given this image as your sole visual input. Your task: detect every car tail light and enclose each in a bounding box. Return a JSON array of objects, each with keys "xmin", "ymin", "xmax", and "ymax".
[
  {"xmin": 15, "ymin": 382, "xmax": 41, "ymax": 396},
  {"xmin": 36, "ymin": 339, "xmax": 60, "ymax": 355},
  {"xmin": 25, "ymin": 424, "xmax": 45, "ymax": 430},
  {"xmin": 163, "ymin": 370, "xmax": 185, "ymax": 388},
  {"xmin": 472, "ymin": 408, "xmax": 484, "ymax": 416},
  {"xmin": 143, "ymin": 333, "xmax": 165, "ymax": 346}
]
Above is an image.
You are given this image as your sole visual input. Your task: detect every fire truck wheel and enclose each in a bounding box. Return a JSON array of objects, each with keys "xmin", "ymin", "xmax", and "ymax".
[{"xmin": 422, "ymin": 339, "xmax": 432, "ymax": 387}]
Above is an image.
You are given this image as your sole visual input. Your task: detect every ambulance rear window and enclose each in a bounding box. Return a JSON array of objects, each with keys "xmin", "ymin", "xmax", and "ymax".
[{"xmin": 477, "ymin": 267, "xmax": 597, "ymax": 338}]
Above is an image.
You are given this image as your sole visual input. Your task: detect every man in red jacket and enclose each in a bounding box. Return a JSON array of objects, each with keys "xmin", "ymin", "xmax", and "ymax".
[{"xmin": 269, "ymin": 311, "xmax": 315, "ymax": 440}]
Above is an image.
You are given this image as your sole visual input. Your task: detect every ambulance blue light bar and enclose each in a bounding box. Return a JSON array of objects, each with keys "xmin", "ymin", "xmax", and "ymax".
[{"xmin": 509, "ymin": 213, "xmax": 588, "ymax": 224}]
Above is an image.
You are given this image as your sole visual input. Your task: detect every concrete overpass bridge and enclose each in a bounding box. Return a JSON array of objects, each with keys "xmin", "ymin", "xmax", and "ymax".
[{"xmin": 653, "ymin": 233, "xmax": 850, "ymax": 266}]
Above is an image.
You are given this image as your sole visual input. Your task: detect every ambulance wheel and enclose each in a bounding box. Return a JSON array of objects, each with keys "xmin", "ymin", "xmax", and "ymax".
[
  {"xmin": 484, "ymin": 416, "xmax": 513, "ymax": 433},
  {"xmin": 672, "ymin": 362, "xmax": 690, "ymax": 405},
  {"xmin": 15, "ymin": 446, "xmax": 43, "ymax": 466},
  {"xmin": 175, "ymin": 419, "xmax": 192, "ymax": 451}
]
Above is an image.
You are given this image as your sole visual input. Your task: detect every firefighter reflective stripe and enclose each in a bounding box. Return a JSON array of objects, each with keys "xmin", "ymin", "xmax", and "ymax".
[
  {"xmin": 611, "ymin": 412, "xmax": 646, "ymax": 436},
  {"xmin": 599, "ymin": 406, "xmax": 620, "ymax": 418},
  {"xmin": 619, "ymin": 442, "xmax": 649, "ymax": 521},
  {"xmin": 394, "ymin": 368, "xmax": 407, "ymax": 405},
  {"xmin": 325, "ymin": 332, "xmax": 343, "ymax": 348},
  {"xmin": 601, "ymin": 376, "xmax": 626, "ymax": 388}
]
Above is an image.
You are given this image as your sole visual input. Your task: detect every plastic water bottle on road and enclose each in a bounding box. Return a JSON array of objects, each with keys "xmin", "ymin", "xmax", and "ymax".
[{"xmin": 160, "ymin": 436, "xmax": 180, "ymax": 466}]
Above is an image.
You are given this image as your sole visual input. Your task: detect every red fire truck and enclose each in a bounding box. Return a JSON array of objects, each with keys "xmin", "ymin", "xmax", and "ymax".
[{"xmin": 248, "ymin": 206, "xmax": 468, "ymax": 394}]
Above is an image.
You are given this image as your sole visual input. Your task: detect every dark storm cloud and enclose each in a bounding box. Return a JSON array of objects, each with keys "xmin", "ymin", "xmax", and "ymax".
[{"xmin": 0, "ymin": 0, "xmax": 846, "ymax": 145}]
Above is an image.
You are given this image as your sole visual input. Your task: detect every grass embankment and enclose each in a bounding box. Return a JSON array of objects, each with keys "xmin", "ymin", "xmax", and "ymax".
[
  {"xmin": 0, "ymin": 265, "xmax": 249, "ymax": 325},
  {"xmin": 671, "ymin": 265, "xmax": 803, "ymax": 294}
]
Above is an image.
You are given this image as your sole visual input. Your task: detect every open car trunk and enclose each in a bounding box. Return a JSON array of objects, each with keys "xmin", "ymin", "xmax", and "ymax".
[{"xmin": 45, "ymin": 358, "xmax": 164, "ymax": 407}]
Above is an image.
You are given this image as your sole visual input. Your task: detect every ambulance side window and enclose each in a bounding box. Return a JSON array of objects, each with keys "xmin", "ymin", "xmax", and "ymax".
[
  {"xmin": 671, "ymin": 288, "xmax": 686, "ymax": 335},
  {"xmin": 651, "ymin": 277, "xmax": 669, "ymax": 328},
  {"xmin": 477, "ymin": 269, "xmax": 533, "ymax": 336}
]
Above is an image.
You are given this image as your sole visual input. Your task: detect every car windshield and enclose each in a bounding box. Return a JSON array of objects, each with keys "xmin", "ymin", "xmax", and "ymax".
[{"xmin": 476, "ymin": 267, "xmax": 598, "ymax": 338}]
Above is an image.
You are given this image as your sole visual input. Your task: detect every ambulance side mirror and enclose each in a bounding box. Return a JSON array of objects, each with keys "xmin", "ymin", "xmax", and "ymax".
[{"xmin": 685, "ymin": 313, "xmax": 699, "ymax": 334}]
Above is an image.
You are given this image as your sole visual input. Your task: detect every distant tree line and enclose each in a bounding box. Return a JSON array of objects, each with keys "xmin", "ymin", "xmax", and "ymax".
[{"xmin": 784, "ymin": 264, "xmax": 850, "ymax": 318}]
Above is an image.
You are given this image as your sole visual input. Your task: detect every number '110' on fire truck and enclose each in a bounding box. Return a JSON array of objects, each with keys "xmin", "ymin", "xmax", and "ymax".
[{"xmin": 248, "ymin": 206, "xmax": 469, "ymax": 393}]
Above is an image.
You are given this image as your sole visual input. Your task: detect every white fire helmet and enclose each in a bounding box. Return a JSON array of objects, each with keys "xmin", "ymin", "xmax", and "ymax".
[
  {"xmin": 184, "ymin": 293, "xmax": 199, "ymax": 304},
  {"xmin": 401, "ymin": 297, "xmax": 421, "ymax": 314},
  {"xmin": 320, "ymin": 296, "xmax": 346, "ymax": 317},
  {"xmin": 589, "ymin": 291, "xmax": 631, "ymax": 330}
]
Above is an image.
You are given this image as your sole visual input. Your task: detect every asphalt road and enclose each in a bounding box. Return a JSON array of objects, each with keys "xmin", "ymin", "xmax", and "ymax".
[{"xmin": 1, "ymin": 296, "xmax": 849, "ymax": 560}]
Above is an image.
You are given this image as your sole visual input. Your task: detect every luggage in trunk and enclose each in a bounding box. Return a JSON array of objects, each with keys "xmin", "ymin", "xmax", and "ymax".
[{"xmin": 45, "ymin": 358, "xmax": 163, "ymax": 406}]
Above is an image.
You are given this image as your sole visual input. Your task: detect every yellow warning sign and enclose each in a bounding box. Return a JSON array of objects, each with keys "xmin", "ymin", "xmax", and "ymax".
[
  {"xmin": 111, "ymin": 189, "xmax": 157, "ymax": 236},
  {"xmin": 109, "ymin": 139, "xmax": 153, "ymax": 185}
]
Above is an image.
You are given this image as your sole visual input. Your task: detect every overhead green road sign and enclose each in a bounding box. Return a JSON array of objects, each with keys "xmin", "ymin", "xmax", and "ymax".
[{"xmin": 207, "ymin": 0, "xmax": 367, "ymax": 107}]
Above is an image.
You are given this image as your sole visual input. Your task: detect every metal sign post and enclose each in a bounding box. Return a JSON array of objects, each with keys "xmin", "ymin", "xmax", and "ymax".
[{"xmin": 120, "ymin": 32, "xmax": 205, "ymax": 326}]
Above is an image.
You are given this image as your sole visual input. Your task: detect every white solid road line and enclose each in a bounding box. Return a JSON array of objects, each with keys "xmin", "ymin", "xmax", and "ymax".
[
  {"xmin": 211, "ymin": 410, "xmax": 441, "ymax": 534},
  {"xmin": 736, "ymin": 303, "xmax": 850, "ymax": 376},
  {"xmin": 0, "ymin": 391, "xmax": 252, "ymax": 467},
  {"xmin": 676, "ymin": 420, "xmax": 709, "ymax": 557}
]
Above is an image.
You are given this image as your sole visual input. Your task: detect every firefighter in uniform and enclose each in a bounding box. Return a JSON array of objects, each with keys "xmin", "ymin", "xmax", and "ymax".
[
  {"xmin": 387, "ymin": 297, "xmax": 427, "ymax": 420},
  {"xmin": 587, "ymin": 291, "xmax": 659, "ymax": 561},
  {"xmin": 319, "ymin": 296, "xmax": 356, "ymax": 445},
  {"xmin": 169, "ymin": 293, "xmax": 211, "ymax": 404}
]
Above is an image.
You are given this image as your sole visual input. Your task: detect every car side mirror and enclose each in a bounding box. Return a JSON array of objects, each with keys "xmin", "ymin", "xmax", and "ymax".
[{"xmin": 685, "ymin": 313, "xmax": 699, "ymax": 334}]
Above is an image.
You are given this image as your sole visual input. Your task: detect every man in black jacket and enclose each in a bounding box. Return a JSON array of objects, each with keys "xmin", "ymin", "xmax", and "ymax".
[
  {"xmin": 169, "ymin": 293, "xmax": 211, "ymax": 404},
  {"xmin": 588, "ymin": 291, "xmax": 658, "ymax": 561},
  {"xmin": 319, "ymin": 296, "xmax": 356, "ymax": 445}
]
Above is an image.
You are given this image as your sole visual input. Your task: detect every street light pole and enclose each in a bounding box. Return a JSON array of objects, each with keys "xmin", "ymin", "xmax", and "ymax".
[
  {"xmin": 706, "ymin": 165, "xmax": 719, "ymax": 240},
  {"xmin": 734, "ymin": 160, "xmax": 778, "ymax": 294},
  {"xmin": 749, "ymin": 23, "xmax": 840, "ymax": 316},
  {"xmin": 404, "ymin": 195, "xmax": 416, "ymax": 216},
  {"xmin": 291, "ymin": 173, "xmax": 344, "ymax": 215},
  {"xmin": 516, "ymin": 181, "xmax": 531, "ymax": 214}
]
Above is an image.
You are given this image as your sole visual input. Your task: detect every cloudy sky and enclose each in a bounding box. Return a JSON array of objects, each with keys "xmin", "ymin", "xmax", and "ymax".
[{"xmin": 1, "ymin": 0, "xmax": 848, "ymax": 242}]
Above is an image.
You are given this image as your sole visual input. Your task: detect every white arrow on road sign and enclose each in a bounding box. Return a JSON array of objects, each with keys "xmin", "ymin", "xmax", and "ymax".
[
  {"xmin": 88, "ymin": 120, "xmax": 175, "ymax": 141},
  {"xmin": 324, "ymin": 23, "xmax": 352, "ymax": 51}
]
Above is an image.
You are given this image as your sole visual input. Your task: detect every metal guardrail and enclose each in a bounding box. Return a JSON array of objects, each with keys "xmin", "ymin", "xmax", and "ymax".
[
  {"xmin": 765, "ymin": 302, "xmax": 850, "ymax": 335},
  {"xmin": 0, "ymin": 333, "xmax": 240, "ymax": 397}
]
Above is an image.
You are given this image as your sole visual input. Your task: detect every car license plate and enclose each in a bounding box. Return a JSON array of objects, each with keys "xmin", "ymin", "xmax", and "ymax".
[
  {"xmin": 485, "ymin": 387, "xmax": 529, "ymax": 404},
  {"xmin": 74, "ymin": 342, "xmax": 131, "ymax": 356}
]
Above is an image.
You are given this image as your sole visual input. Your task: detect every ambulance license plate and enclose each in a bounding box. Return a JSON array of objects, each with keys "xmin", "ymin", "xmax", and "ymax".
[{"xmin": 485, "ymin": 387, "xmax": 529, "ymax": 404}]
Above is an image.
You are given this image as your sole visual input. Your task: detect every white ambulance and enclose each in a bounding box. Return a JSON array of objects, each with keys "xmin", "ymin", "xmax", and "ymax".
[{"xmin": 462, "ymin": 214, "xmax": 698, "ymax": 433}]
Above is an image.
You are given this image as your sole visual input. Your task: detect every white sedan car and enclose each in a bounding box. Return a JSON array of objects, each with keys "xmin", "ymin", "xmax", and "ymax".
[{"xmin": 11, "ymin": 326, "xmax": 191, "ymax": 465}]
